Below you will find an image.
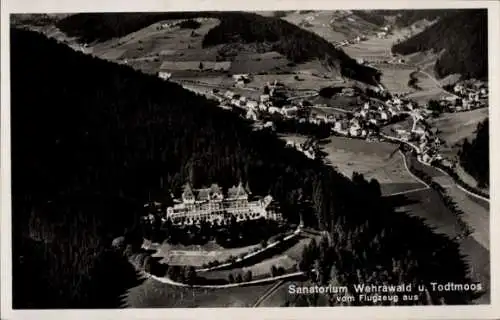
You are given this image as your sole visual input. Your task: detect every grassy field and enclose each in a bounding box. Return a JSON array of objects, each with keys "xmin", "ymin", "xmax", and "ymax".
[
  {"xmin": 343, "ymin": 38, "xmax": 393, "ymax": 61},
  {"xmin": 124, "ymin": 277, "xmax": 276, "ymax": 307},
  {"xmin": 151, "ymin": 241, "xmax": 261, "ymax": 267},
  {"xmin": 282, "ymin": 134, "xmax": 426, "ymax": 195},
  {"xmin": 405, "ymin": 87, "xmax": 450, "ymax": 104},
  {"xmin": 378, "ymin": 66, "xmax": 416, "ymax": 93},
  {"xmin": 283, "ymin": 11, "xmax": 351, "ymax": 43},
  {"xmin": 247, "ymin": 73, "xmax": 332, "ymax": 91},
  {"xmin": 230, "ymin": 52, "xmax": 291, "ymax": 74},
  {"xmin": 321, "ymin": 137, "xmax": 422, "ymax": 194},
  {"xmin": 429, "ymin": 109, "xmax": 489, "ymax": 159}
]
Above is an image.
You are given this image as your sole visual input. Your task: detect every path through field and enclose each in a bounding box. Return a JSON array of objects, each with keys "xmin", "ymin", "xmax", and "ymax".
[{"xmin": 252, "ymin": 280, "xmax": 285, "ymax": 307}]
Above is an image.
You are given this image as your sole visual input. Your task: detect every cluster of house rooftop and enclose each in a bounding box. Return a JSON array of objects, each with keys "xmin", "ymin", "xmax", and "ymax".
[
  {"xmin": 144, "ymin": 182, "xmax": 282, "ymax": 226},
  {"xmin": 440, "ymin": 80, "xmax": 488, "ymax": 112}
]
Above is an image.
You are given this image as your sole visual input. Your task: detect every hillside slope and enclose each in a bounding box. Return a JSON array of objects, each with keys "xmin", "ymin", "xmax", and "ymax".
[
  {"xmin": 391, "ymin": 9, "xmax": 487, "ymax": 79},
  {"xmin": 459, "ymin": 119, "xmax": 489, "ymax": 188},
  {"xmin": 56, "ymin": 12, "xmax": 381, "ymax": 85},
  {"xmin": 11, "ymin": 28, "xmax": 476, "ymax": 308}
]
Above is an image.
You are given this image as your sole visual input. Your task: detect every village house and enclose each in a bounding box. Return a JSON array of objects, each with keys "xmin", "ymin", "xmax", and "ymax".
[
  {"xmin": 158, "ymin": 71, "xmax": 172, "ymax": 81},
  {"xmin": 232, "ymin": 74, "xmax": 249, "ymax": 81},
  {"xmin": 246, "ymin": 109, "xmax": 258, "ymax": 121},
  {"xmin": 258, "ymin": 103, "xmax": 268, "ymax": 111},
  {"xmin": 281, "ymin": 105, "xmax": 299, "ymax": 118},
  {"xmin": 224, "ymin": 90, "xmax": 236, "ymax": 99},
  {"xmin": 260, "ymin": 94, "xmax": 270, "ymax": 103},
  {"xmin": 268, "ymin": 106, "xmax": 281, "ymax": 114},
  {"xmin": 341, "ymin": 87, "xmax": 355, "ymax": 97},
  {"xmin": 246, "ymin": 100, "xmax": 259, "ymax": 110},
  {"xmin": 380, "ymin": 111, "xmax": 388, "ymax": 121}
]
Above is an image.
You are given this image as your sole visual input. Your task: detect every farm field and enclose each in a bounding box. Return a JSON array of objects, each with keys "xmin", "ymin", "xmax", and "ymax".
[
  {"xmin": 92, "ymin": 18, "xmax": 222, "ymax": 61},
  {"xmin": 283, "ymin": 11, "xmax": 351, "ymax": 43},
  {"xmin": 230, "ymin": 52, "xmax": 291, "ymax": 74},
  {"xmin": 281, "ymin": 134, "xmax": 426, "ymax": 195},
  {"xmin": 405, "ymin": 87, "xmax": 450, "ymax": 104},
  {"xmin": 150, "ymin": 241, "xmax": 261, "ymax": 267},
  {"xmin": 378, "ymin": 66, "xmax": 416, "ymax": 94},
  {"xmin": 429, "ymin": 108, "xmax": 489, "ymax": 159},
  {"xmin": 124, "ymin": 277, "xmax": 275, "ymax": 308},
  {"xmin": 343, "ymin": 37, "xmax": 393, "ymax": 61},
  {"xmin": 322, "ymin": 136, "xmax": 426, "ymax": 194},
  {"xmin": 247, "ymin": 73, "xmax": 332, "ymax": 91}
]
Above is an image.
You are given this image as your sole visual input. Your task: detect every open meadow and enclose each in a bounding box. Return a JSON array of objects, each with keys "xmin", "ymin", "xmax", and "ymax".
[
  {"xmin": 321, "ymin": 136, "xmax": 427, "ymax": 195},
  {"xmin": 283, "ymin": 11, "xmax": 353, "ymax": 43},
  {"xmin": 429, "ymin": 108, "xmax": 489, "ymax": 159},
  {"xmin": 281, "ymin": 134, "xmax": 426, "ymax": 195},
  {"xmin": 405, "ymin": 87, "xmax": 451, "ymax": 104},
  {"xmin": 377, "ymin": 65, "xmax": 416, "ymax": 94},
  {"xmin": 124, "ymin": 277, "xmax": 276, "ymax": 308}
]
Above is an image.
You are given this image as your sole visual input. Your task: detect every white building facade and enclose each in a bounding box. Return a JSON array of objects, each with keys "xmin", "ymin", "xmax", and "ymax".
[{"xmin": 166, "ymin": 182, "xmax": 281, "ymax": 225}]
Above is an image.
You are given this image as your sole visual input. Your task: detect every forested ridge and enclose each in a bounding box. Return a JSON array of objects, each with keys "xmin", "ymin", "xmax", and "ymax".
[
  {"xmin": 55, "ymin": 12, "xmax": 381, "ymax": 85},
  {"xmin": 11, "ymin": 29, "xmax": 476, "ymax": 308},
  {"xmin": 372, "ymin": 9, "xmax": 460, "ymax": 27},
  {"xmin": 391, "ymin": 9, "xmax": 487, "ymax": 79},
  {"xmin": 459, "ymin": 119, "xmax": 489, "ymax": 188}
]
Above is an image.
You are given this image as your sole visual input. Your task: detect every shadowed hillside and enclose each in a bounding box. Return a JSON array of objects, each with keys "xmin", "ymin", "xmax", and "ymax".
[
  {"xmin": 11, "ymin": 28, "xmax": 477, "ymax": 308},
  {"xmin": 55, "ymin": 12, "xmax": 381, "ymax": 85},
  {"xmin": 459, "ymin": 119, "xmax": 489, "ymax": 188},
  {"xmin": 391, "ymin": 9, "xmax": 487, "ymax": 79}
]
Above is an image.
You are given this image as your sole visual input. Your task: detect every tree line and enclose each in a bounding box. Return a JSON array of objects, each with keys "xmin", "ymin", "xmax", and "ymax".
[{"xmin": 459, "ymin": 118, "xmax": 489, "ymax": 189}]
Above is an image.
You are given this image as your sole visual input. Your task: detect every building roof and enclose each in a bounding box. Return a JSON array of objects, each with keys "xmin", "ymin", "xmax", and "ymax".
[
  {"xmin": 196, "ymin": 188, "xmax": 211, "ymax": 201},
  {"xmin": 182, "ymin": 183, "xmax": 194, "ymax": 200},
  {"xmin": 227, "ymin": 181, "xmax": 248, "ymax": 199}
]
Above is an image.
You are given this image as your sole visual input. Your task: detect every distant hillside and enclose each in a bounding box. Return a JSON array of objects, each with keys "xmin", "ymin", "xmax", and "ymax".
[
  {"xmin": 391, "ymin": 9, "xmax": 487, "ymax": 79},
  {"xmin": 369, "ymin": 9, "xmax": 460, "ymax": 27},
  {"xmin": 56, "ymin": 12, "xmax": 381, "ymax": 85},
  {"xmin": 11, "ymin": 28, "xmax": 473, "ymax": 307},
  {"xmin": 351, "ymin": 10, "xmax": 387, "ymax": 26}
]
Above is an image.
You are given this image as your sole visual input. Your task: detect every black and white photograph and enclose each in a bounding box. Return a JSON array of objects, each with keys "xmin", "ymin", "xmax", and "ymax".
[{"xmin": 1, "ymin": 1, "xmax": 499, "ymax": 319}]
